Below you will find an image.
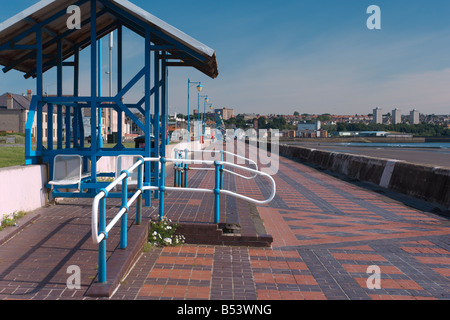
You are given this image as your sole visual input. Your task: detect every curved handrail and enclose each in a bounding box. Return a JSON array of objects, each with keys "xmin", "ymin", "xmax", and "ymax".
[
  {"xmin": 165, "ymin": 158, "xmax": 276, "ymax": 205},
  {"xmin": 220, "ymin": 161, "xmax": 276, "ymax": 205},
  {"xmin": 182, "ymin": 149, "xmax": 259, "ymax": 180},
  {"xmin": 91, "ymin": 154, "xmax": 276, "ymax": 284}
]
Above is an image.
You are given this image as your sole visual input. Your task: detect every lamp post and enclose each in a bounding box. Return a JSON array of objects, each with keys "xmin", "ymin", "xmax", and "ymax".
[
  {"xmin": 210, "ymin": 105, "xmax": 215, "ymax": 141},
  {"xmin": 199, "ymin": 95, "xmax": 209, "ymax": 143},
  {"xmin": 187, "ymin": 79, "xmax": 203, "ymax": 142}
]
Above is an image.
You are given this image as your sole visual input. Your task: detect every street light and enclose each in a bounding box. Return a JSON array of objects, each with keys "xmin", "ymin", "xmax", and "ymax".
[
  {"xmin": 187, "ymin": 79, "xmax": 203, "ymax": 142},
  {"xmin": 210, "ymin": 105, "xmax": 215, "ymax": 141},
  {"xmin": 199, "ymin": 95, "xmax": 209, "ymax": 143}
]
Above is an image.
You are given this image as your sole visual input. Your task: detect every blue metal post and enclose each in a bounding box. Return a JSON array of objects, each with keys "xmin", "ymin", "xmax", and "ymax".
[
  {"xmin": 187, "ymin": 79, "xmax": 190, "ymax": 142},
  {"xmin": 99, "ymin": 196, "xmax": 107, "ymax": 283},
  {"xmin": 73, "ymin": 108, "xmax": 79, "ymax": 148},
  {"xmin": 25, "ymin": 97, "xmax": 37, "ymax": 165},
  {"xmin": 36, "ymin": 28, "xmax": 43, "ymax": 157},
  {"xmin": 198, "ymin": 91, "xmax": 201, "ymax": 142},
  {"xmin": 90, "ymin": 0, "xmax": 98, "ymax": 187},
  {"xmin": 117, "ymin": 25, "xmax": 123, "ymax": 95},
  {"xmin": 56, "ymin": 40, "xmax": 63, "ymax": 151},
  {"xmin": 47, "ymin": 103, "xmax": 54, "ymax": 150},
  {"xmin": 173, "ymin": 149, "xmax": 178, "ymax": 187},
  {"xmin": 37, "ymin": 102, "xmax": 43, "ymax": 154},
  {"xmin": 159, "ymin": 158, "xmax": 166, "ymax": 220},
  {"xmin": 120, "ymin": 170, "xmax": 129, "ymax": 249},
  {"xmin": 164, "ymin": 59, "xmax": 169, "ymax": 146},
  {"xmin": 57, "ymin": 106, "xmax": 63, "ymax": 149},
  {"xmin": 184, "ymin": 149, "xmax": 189, "ymax": 188},
  {"xmin": 153, "ymin": 51, "xmax": 160, "ymax": 200},
  {"xmin": 117, "ymin": 26, "xmax": 123, "ymax": 150},
  {"xmin": 214, "ymin": 161, "xmax": 221, "ymax": 224},
  {"xmin": 36, "ymin": 28, "xmax": 43, "ymax": 98},
  {"xmin": 161, "ymin": 56, "xmax": 167, "ymax": 156},
  {"xmin": 97, "ymin": 38, "xmax": 103, "ymax": 148},
  {"xmin": 66, "ymin": 106, "xmax": 71, "ymax": 149},
  {"xmin": 74, "ymin": 49, "xmax": 84, "ymax": 152},
  {"xmin": 144, "ymin": 27, "xmax": 152, "ymax": 207}
]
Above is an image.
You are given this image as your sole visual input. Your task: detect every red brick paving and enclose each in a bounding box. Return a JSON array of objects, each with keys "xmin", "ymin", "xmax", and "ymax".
[{"xmin": 0, "ymin": 143, "xmax": 449, "ymax": 301}]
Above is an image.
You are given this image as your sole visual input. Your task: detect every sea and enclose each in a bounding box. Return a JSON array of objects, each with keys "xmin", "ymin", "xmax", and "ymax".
[{"xmin": 337, "ymin": 142, "xmax": 450, "ymax": 149}]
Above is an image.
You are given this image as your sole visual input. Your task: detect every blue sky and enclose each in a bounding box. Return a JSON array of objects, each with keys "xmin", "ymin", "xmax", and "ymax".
[{"xmin": 1, "ymin": 0, "xmax": 450, "ymax": 116}]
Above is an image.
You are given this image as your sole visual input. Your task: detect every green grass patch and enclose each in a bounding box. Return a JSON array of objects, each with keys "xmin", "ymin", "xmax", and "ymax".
[
  {"xmin": 0, "ymin": 147, "xmax": 25, "ymax": 168},
  {"xmin": 0, "ymin": 211, "xmax": 27, "ymax": 231},
  {"xmin": 0, "ymin": 142, "xmax": 139, "ymax": 169}
]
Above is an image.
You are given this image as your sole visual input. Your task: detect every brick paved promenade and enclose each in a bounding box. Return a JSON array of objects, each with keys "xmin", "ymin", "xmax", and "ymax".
[{"xmin": 0, "ymin": 143, "xmax": 449, "ymax": 300}]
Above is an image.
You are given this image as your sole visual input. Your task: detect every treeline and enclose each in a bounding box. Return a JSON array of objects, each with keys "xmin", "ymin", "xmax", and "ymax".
[{"xmin": 323, "ymin": 123, "xmax": 450, "ymax": 137}]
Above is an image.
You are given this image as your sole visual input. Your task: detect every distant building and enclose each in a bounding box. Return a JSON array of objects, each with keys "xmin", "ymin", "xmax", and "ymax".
[
  {"xmin": 392, "ymin": 108, "xmax": 402, "ymax": 124},
  {"xmin": 220, "ymin": 108, "xmax": 234, "ymax": 120},
  {"xmin": 0, "ymin": 90, "xmax": 131, "ymax": 141},
  {"xmin": 297, "ymin": 121, "xmax": 324, "ymax": 138},
  {"xmin": 281, "ymin": 130, "xmax": 297, "ymax": 138},
  {"xmin": 410, "ymin": 109, "xmax": 420, "ymax": 124},
  {"xmin": 0, "ymin": 91, "xmax": 34, "ymax": 135},
  {"xmin": 373, "ymin": 107, "xmax": 383, "ymax": 124}
]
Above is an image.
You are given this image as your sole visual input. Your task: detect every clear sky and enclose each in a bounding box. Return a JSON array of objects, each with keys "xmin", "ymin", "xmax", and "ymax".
[{"xmin": 1, "ymin": 0, "xmax": 450, "ymax": 116}]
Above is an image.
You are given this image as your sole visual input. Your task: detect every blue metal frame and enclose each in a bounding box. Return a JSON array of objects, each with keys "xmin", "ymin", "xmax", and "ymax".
[
  {"xmin": 0, "ymin": 0, "xmax": 219, "ymax": 287},
  {"xmin": 17, "ymin": 0, "xmax": 184, "ymax": 202}
]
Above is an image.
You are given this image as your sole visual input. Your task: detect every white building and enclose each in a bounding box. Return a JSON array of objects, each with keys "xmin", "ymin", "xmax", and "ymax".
[
  {"xmin": 373, "ymin": 107, "xmax": 383, "ymax": 124},
  {"xmin": 410, "ymin": 109, "xmax": 420, "ymax": 124},
  {"xmin": 392, "ymin": 108, "xmax": 402, "ymax": 124}
]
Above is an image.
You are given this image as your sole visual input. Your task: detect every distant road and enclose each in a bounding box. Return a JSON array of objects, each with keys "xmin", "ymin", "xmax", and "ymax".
[{"xmin": 286, "ymin": 142, "xmax": 450, "ymax": 169}]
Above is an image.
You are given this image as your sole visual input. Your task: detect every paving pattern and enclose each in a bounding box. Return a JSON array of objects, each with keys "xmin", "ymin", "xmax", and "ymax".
[
  {"xmin": 114, "ymin": 145, "xmax": 450, "ymax": 300},
  {"xmin": 0, "ymin": 143, "xmax": 449, "ymax": 300}
]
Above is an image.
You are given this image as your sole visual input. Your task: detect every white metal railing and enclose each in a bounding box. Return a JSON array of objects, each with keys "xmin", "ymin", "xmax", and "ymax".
[
  {"xmin": 91, "ymin": 154, "xmax": 276, "ymax": 284},
  {"xmin": 174, "ymin": 149, "xmax": 260, "ymax": 185}
]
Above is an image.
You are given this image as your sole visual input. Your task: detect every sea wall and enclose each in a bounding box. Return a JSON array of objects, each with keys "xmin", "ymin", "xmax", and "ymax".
[{"xmin": 278, "ymin": 144, "xmax": 450, "ymax": 209}]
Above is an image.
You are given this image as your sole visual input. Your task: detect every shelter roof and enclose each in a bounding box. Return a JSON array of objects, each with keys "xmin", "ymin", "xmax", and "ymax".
[{"xmin": 0, "ymin": 0, "xmax": 218, "ymax": 79}]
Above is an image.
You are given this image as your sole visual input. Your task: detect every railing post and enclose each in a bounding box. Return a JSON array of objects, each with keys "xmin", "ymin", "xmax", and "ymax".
[
  {"xmin": 173, "ymin": 149, "xmax": 178, "ymax": 187},
  {"xmin": 214, "ymin": 161, "xmax": 221, "ymax": 224},
  {"xmin": 120, "ymin": 170, "xmax": 130, "ymax": 250},
  {"xmin": 184, "ymin": 149, "xmax": 189, "ymax": 188},
  {"xmin": 136, "ymin": 162, "xmax": 143, "ymax": 225},
  {"xmin": 220, "ymin": 150, "xmax": 224, "ymax": 190},
  {"xmin": 98, "ymin": 193, "xmax": 107, "ymax": 284},
  {"xmin": 159, "ymin": 157, "xmax": 166, "ymax": 220}
]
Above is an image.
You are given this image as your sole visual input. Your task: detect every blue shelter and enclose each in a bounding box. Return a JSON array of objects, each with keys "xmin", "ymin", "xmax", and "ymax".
[{"xmin": 0, "ymin": 0, "xmax": 219, "ymax": 205}]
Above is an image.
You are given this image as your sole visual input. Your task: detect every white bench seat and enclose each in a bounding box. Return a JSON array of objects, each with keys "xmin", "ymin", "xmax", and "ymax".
[{"xmin": 49, "ymin": 155, "xmax": 90, "ymax": 190}]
